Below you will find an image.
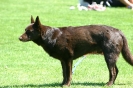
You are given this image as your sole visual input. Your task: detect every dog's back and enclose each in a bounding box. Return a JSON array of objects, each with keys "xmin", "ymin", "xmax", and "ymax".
[{"xmin": 52, "ymin": 25, "xmax": 122, "ymax": 59}]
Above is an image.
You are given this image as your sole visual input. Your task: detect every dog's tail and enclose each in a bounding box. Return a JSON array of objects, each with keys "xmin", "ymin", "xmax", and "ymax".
[{"xmin": 120, "ymin": 31, "xmax": 133, "ymax": 66}]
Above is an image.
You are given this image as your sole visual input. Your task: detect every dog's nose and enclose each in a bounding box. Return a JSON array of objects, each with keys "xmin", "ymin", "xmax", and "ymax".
[{"xmin": 19, "ymin": 36, "xmax": 23, "ymax": 41}]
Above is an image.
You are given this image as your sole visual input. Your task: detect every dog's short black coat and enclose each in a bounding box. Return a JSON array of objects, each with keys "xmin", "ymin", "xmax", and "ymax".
[{"xmin": 19, "ymin": 16, "xmax": 133, "ymax": 87}]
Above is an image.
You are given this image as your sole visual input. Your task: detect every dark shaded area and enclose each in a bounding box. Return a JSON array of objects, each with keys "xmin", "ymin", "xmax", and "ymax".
[{"xmin": 0, "ymin": 82, "xmax": 106, "ymax": 88}]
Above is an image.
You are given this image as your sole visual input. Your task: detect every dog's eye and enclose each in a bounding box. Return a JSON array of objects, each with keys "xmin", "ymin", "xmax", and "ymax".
[
  {"xmin": 26, "ymin": 30, "xmax": 34, "ymax": 35},
  {"xmin": 26, "ymin": 30, "xmax": 31, "ymax": 34}
]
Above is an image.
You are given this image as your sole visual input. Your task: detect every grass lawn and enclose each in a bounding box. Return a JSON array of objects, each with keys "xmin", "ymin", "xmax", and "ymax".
[{"xmin": 0, "ymin": 0, "xmax": 133, "ymax": 88}]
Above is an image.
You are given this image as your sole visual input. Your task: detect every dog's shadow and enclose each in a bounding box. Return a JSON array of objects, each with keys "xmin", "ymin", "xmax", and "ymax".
[
  {"xmin": 72, "ymin": 82, "xmax": 105, "ymax": 86},
  {"xmin": 0, "ymin": 83, "xmax": 59, "ymax": 88},
  {"xmin": 1, "ymin": 82, "xmax": 106, "ymax": 88}
]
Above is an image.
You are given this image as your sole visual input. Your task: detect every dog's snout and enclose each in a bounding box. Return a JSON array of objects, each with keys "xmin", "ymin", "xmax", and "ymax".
[
  {"xmin": 19, "ymin": 36, "xmax": 23, "ymax": 41},
  {"xmin": 19, "ymin": 34, "xmax": 30, "ymax": 42}
]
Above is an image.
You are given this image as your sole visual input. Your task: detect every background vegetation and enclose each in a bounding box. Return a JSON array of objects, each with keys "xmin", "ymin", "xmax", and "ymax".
[{"xmin": 0, "ymin": 0, "xmax": 133, "ymax": 88}]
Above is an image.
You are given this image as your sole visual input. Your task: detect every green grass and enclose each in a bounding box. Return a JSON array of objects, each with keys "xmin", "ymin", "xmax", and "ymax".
[{"xmin": 0, "ymin": 0, "xmax": 133, "ymax": 88}]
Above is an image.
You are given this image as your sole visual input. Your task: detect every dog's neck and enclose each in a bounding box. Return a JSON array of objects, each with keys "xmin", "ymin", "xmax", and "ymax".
[
  {"xmin": 32, "ymin": 26, "xmax": 62, "ymax": 53},
  {"xmin": 42, "ymin": 27, "xmax": 62, "ymax": 41},
  {"xmin": 42, "ymin": 26, "xmax": 63, "ymax": 55}
]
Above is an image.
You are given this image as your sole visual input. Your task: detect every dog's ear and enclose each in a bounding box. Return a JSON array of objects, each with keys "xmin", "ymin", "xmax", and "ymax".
[
  {"xmin": 31, "ymin": 15, "xmax": 34, "ymax": 23},
  {"xmin": 34, "ymin": 16, "xmax": 41, "ymax": 28}
]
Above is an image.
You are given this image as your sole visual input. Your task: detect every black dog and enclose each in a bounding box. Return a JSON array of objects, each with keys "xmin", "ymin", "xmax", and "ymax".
[{"xmin": 19, "ymin": 16, "xmax": 133, "ymax": 87}]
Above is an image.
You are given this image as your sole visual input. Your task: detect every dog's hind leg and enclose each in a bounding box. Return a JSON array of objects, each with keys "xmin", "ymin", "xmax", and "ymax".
[
  {"xmin": 61, "ymin": 59, "xmax": 73, "ymax": 87},
  {"xmin": 101, "ymin": 33, "xmax": 122, "ymax": 86},
  {"xmin": 103, "ymin": 52, "xmax": 119, "ymax": 86}
]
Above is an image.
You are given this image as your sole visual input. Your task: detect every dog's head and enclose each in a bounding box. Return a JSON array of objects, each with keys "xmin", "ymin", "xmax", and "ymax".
[{"xmin": 19, "ymin": 16, "xmax": 42, "ymax": 42}]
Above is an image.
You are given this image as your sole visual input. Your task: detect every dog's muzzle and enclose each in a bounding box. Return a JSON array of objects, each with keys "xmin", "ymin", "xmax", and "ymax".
[{"xmin": 19, "ymin": 35, "xmax": 30, "ymax": 42}]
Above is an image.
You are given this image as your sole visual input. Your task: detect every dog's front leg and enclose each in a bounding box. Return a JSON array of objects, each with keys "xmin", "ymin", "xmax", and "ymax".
[
  {"xmin": 61, "ymin": 60, "xmax": 73, "ymax": 87},
  {"xmin": 65, "ymin": 59, "xmax": 73, "ymax": 86},
  {"xmin": 61, "ymin": 61, "xmax": 67, "ymax": 85}
]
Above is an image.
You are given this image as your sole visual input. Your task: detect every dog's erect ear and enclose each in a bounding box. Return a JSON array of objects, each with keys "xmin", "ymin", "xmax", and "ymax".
[
  {"xmin": 31, "ymin": 15, "xmax": 34, "ymax": 23},
  {"xmin": 34, "ymin": 16, "xmax": 41, "ymax": 28}
]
